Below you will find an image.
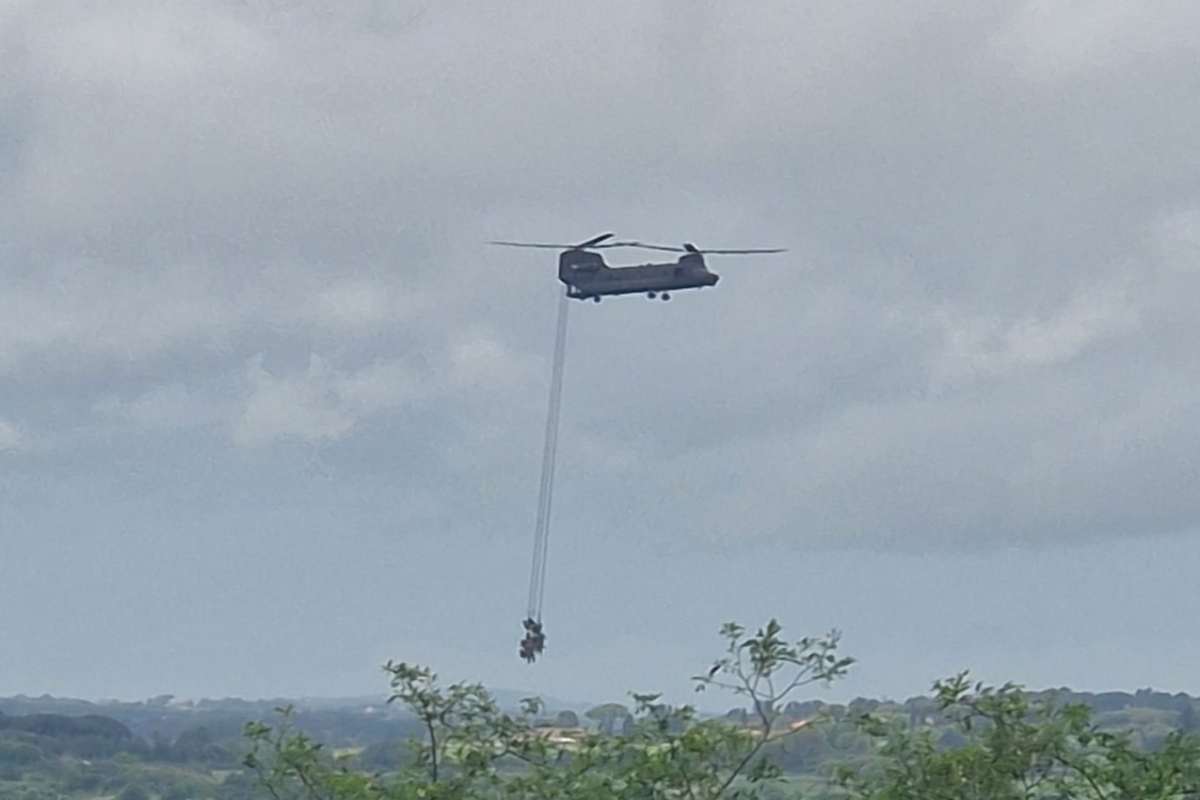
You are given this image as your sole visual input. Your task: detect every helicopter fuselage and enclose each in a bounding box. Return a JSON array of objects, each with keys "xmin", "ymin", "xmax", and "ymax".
[{"xmin": 558, "ymin": 250, "xmax": 718, "ymax": 301}]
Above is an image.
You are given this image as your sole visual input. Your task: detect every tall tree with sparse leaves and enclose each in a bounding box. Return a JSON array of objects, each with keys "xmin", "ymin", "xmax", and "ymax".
[{"xmin": 244, "ymin": 619, "xmax": 852, "ymax": 800}]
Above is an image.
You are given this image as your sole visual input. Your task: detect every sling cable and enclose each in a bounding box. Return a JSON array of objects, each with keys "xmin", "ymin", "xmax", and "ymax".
[{"xmin": 519, "ymin": 292, "xmax": 570, "ymax": 663}]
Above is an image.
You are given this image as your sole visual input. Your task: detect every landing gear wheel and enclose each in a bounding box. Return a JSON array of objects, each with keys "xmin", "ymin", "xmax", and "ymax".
[
  {"xmin": 647, "ymin": 291, "xmax": 656, "ymax": 299},
  {"xmin": 591, "ymin": 296, "xmax": 601, "ymax": 303},
  {"xmin": 661, "ymin": 292, "xmax": 671, "ymax": 301}
]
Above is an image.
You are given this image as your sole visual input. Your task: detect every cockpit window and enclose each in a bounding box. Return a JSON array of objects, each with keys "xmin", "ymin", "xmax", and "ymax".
[{"xmin": 565, "ymin": 253, "xmax": 602, "ymax": 271}]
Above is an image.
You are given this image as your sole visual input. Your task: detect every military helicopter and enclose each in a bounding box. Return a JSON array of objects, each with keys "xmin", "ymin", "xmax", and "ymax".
[{"xmin": 489, "ymin": 233, "xmax": 785, "ymax": 302}]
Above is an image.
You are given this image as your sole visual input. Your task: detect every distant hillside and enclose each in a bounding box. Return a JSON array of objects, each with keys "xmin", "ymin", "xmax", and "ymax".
[{"xmin": 2, "ymin": 685, "xmax": 1194, "ymax": 750}]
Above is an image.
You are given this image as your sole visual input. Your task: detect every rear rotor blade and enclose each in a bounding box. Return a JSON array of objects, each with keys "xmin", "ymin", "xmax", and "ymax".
[
  {"xmin": 574, "ymin": 232, "xmax": 615, "ymax": 249},
  {"xmin": 694, "ymin": 248, "xmax": 787, "ymax": 254},
  {"xmin": 610, "ymin": 241, "xmax": 687, "ymax": 253}
]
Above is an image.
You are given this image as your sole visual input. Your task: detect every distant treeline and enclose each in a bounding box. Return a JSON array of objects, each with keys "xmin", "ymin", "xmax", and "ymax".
[
  {"xmin": 0, "ymin": 695, "xmax": 421, "ymax": 748},
  {"xmin": 4, "ymin": 685, "xmax": 1197, "ymax": 748},
  {"xmin": 3, "ymin": 685, "xmax": 1197, "ymax": 768},
  {"xmin": 731, "ymin": 686, "xmax": 1200, "ymax": 725}
]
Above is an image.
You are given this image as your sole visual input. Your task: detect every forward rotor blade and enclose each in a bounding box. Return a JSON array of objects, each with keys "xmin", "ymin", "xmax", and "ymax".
[{"xmin": 488, "ymin": 241, "xmax": 578, "ymax": 249}]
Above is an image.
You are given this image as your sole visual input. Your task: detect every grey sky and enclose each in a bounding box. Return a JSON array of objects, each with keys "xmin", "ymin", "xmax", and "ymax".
[{"xmin": 2, "ymin": 1, "xmax": 1200, "ymax": 708}]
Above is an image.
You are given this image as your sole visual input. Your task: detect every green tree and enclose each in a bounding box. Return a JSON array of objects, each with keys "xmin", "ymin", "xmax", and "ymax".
[
  {"xmin": 244, "ymin": 619, "xmax": 853, "ymax": 800},
  {"xmin": 835, "ymin": 671, "xmax": 1200, "ymax": 800}
]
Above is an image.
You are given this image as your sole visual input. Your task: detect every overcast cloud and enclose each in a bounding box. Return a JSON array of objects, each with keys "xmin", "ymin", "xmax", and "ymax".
[{"xmin": 2, "ymin": 1, "xmax": 1200, "ymax": 705}]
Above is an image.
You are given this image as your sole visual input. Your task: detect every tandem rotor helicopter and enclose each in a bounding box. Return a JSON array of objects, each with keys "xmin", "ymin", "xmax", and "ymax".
[
  {"xmin": 489, "ymin": 233, "xmax": 785, "ymax": 301},
  {"xmin": 491, "ymin": 232, "xmax": 786, "ymax": 663}
]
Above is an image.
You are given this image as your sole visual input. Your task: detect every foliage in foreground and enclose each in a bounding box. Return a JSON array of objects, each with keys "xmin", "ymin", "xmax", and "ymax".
[
  {"xmin": 244, "ymin": 620, "xmax": 1200, "ymax": 799},
  {"xmin": 838, "ymin": 672, "xmax": 1200, "ymax": 799},
  {"xmin": 244, "ymin": 620, "xmax": 851, "ymax": 799}
]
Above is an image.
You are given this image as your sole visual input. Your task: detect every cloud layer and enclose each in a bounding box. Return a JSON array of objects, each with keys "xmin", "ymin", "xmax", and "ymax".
[
  {"xmin": 3, "ymin": 0, "xmax": 1200, "ymax": 699},
  {"xmin": 4, "ymin": 1, "xmax": 1200, "ymax": 555}
]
